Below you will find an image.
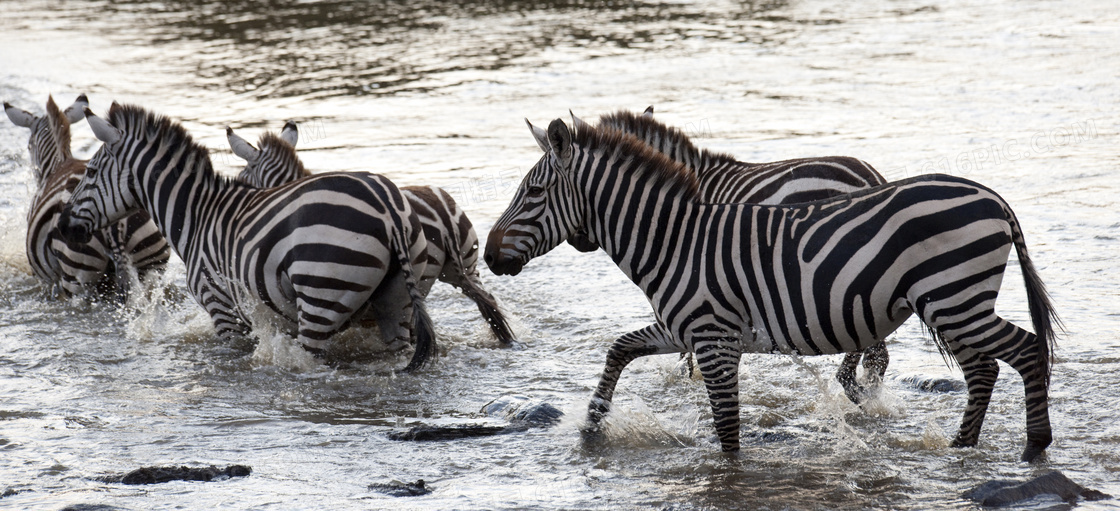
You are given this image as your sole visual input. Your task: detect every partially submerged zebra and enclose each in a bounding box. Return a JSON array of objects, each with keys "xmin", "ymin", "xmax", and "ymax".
[
  {"xmin": 226, "ymin": 122, "xmax": 515, "ymax": 344},
  {"xmin": 3, "ymin": 94, "xmax": 169, "ymax": 300},
  {"xmin": 58, "ymin": 103, "xmax": 436, "ymax": 371},
  {"xmin": 485, "ymin": 118, "xmax": 1059, "ymax": 462},
  {"xmin": 556, "ymin": 107, "xmax": 891, "ymax": 401}
]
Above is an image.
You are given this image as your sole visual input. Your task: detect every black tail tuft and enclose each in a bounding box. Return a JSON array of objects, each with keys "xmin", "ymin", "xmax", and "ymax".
[
  {"xmin": 459, "ymin": 276, "xmax": 516, "ymax": 345},
  {"xmin": 1014, "ymin": 237, "xmax": 1061, "ymax": 385}
]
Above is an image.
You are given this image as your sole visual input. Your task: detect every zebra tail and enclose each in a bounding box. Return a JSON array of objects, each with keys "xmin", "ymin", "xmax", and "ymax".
[
  {"xmin": 459, "ymin": 275, "xmax": 516, "ymax": 345},
  {"xmin": 1008, "ymin": 210, "xmax": 1062, "ymax": 386},
  {"xmin": 393, "ymin": 216, "xmax": 438, "ymax": 374}
]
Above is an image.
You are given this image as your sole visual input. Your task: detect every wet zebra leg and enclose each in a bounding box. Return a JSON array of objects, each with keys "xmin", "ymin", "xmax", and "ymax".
[
  {"xmin": 694, "ymin": 337, "xmax": 743, "ymax": 452},
  {"xmin": 582, "ymin": 324, "xmax": 681, "ymax": 442}
]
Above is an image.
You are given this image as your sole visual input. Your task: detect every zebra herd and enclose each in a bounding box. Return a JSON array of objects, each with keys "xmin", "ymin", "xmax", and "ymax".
[{"xmin": 4, "ymin": 94, "xmax": 1060, "ymax": 463}]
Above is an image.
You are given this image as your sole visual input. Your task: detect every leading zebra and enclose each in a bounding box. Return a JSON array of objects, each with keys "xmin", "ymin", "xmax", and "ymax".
[
  {"xmin": 58, "ymin": 103, "xmax": 436, "ymax": 371},
  {"xmin": 4, "ymin": 94, "xmax": 169, "ymax": 300},
  {"xmin": 226, "ymin": 121, "xmax": 516, "ymax": 344},
  {"xmin": 559, "ymin": 107, "xmax": 891, "ymax": 401},
  {"xmin": 485, "ymin": 118, "xmax": 1059, "ymax": 462}
]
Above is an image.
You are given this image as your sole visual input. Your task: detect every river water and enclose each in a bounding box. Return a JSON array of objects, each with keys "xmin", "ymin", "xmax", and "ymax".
[{"xmin": 0, "ymin": 1, "xmax": 1117, "ymax": 509}]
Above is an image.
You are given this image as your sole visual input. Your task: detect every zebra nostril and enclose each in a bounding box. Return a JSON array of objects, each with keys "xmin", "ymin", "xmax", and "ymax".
[{"xmin": 484, "ymin": 251, "xmax": 495, "ymax": 267}]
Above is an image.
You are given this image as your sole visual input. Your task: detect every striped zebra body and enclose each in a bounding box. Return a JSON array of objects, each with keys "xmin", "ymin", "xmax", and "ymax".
[
  {"xmin": 485, "ymin": 119, "xmax": 1058, "ymax": 461},
  {"xmin": 3, "ymin": 95, "xmax": 168, "ymax": 299},
  {"xmin": 60, "ymin": 104, "xmax": 436, "ymax": 371},
  {"xmin": 228, "ymin": 123, "xmax": 515, "ymax": 344},
  {"xmin": 570, "ymin": 108, "xmax": 892, "ymax": 400}
]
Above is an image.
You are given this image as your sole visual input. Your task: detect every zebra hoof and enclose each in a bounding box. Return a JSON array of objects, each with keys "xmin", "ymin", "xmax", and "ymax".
[
  {"xmin": 1021, "ymin": 434, "xmax": 1052, "ymax": 463},
  {"xmin": 300, "ymin": 343, "xmax": 327, "ymax": 359}
]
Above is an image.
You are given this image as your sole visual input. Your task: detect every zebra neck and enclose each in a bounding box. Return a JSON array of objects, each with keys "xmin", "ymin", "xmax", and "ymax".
[
  {"xmin": 31, "ymin": 126, "xmax": 71, "ymax": 184},
  {"xmin": 579, "ymin": 171, "xmax": 699, "ymax": 285},
  {"xmin": 136, "ymin": 154, "xmax": 247, "ymax": 259}
]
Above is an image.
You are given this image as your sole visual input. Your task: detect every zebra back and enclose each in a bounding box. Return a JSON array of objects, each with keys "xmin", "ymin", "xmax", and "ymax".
[{"xmin": 595, "ymin": 109, "xmax": 889, "ymax": 202}]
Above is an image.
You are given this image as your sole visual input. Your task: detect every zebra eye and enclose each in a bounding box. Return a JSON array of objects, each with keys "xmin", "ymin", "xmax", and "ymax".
[
  {"xmin": 85, "ymin": 166, "xmax": 97, "ymax": 179},
  {"xmin": 526, "ymin": 185, "xmax": 545, "ymax": 197}
]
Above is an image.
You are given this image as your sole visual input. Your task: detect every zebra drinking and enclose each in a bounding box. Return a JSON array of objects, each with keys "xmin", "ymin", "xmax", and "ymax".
[
  {"xmin": 559, "ymin": 107, "xmax": 892, "ymax": 401},
  {"xmin": 3, "ymin": 94, "xmax": 169, "ymax": 300},
  {"xmin": 227, "ymin": 122, "xmax": 515, "ymax": 344},
  {"xmin": 57, "ymin": 103, "xmax": 436, "ymax": 371},
  {"xmin": 485, "ymin": 118, "xmax": 1059, "ymax": 462}
]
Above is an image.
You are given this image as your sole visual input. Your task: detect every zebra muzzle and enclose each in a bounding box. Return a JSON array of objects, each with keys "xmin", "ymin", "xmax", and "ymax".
[{"xmin": 56, "ymin": 204, "xmax": 93, "ymax": 244}]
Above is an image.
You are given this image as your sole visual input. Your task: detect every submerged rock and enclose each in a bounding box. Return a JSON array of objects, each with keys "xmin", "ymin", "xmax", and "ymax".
[
  {"xmin": 387, "ymin": 395, "xmax": 563, "ymax": 441},
  {"xmin": 480, "ymin": 395, "xmax": 564, "ymax": 426},
  {"xmin": 100, "ymin": 465, "xmax": 251, "ymax": 485},
  {"xmin": 963, "ymin": 471, "xmax": 1112, "ymax": 507},
  {"xmin": 368, "ymin": 479, "xmax": 432, "ymax": 497},
  {"xmin": 898, "ymin": 375, "xmax": 966, "ymax": 393}
]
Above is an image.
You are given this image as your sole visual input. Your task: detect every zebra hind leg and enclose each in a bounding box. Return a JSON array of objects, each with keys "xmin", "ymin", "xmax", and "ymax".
[
  {"xmin": 835, "ymin": 352, "xmax": 864, "ymax": 404},
  {"xmin": 946, "ymin": 317, "xmax": 1052, "ymax": 462}
]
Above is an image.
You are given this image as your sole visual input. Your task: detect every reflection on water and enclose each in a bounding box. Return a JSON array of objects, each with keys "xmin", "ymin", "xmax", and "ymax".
[{"xmin": 8, "ymin": 0, "xmax": 813, "ymax": 98}]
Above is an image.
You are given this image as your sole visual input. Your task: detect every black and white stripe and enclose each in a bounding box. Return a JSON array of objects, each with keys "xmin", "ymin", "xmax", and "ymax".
[
  {"xmin": 227, "ymin": 122, "xmax": 515, "ymax": 344},
  {"xmin": 3, "ymin": 95, "xmax": 168, "ymax": 300},
  {"xmin": 59, "ymin": 103, "xmax": 436, "ymax": 371},
  {"xmin": 485, "ymin": 118, "xmax": 1059, "ymax": 462},
  {"xmin": 570, "ymin": 107, "xmax": 890, "ymax": 401}
]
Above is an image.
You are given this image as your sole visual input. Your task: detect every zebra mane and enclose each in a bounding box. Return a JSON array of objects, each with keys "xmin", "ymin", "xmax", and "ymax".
[
  {"xmin": 596, "ymin": 109, "xmax": 736, "ymax": 169},
  {"xmin": 257, "ymin": 131, "xmax": 308, "ymax": 178},
  {"xmin": 107, "ymin": 102, "xmax": 224, "ymax": 183},
  {"xmin": 43, "ymin": 96, "xmax": 73, "ymax": 161},
  {"xmin": 572, "ymin": 118, "xmax": 700, "ymax": 200}
]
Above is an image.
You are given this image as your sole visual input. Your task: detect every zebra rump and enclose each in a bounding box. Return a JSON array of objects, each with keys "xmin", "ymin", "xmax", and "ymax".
[
  {"xmin": 227, "ymin": 122, "xmax": 516, "ymax": 345},
  {"xmin": 59, "ymin": 103, "xmax": 435, "ymax": 371}
]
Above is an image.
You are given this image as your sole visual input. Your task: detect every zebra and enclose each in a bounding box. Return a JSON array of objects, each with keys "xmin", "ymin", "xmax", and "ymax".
[
  {"xmin": 3, "ymin": 94, "xmax": 169, "ymax": 300},
  {"xmin": 226, "ymin": 122, "xmax": 515, "ymax": 344},
  {"xmin": 557, "ymin": 107, "xmax": 891, "ymax": 402},
  {"xmin": 57, "ymin": 103, "xmax": 436, "ymax": 371},
  {"xmin": 484, "ymin": 118, "xmax": 1059, "ymax": 462}
]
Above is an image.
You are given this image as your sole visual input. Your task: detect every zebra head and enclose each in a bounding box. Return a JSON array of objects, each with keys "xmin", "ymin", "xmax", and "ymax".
[
  {"xmin": 484, "ymin": 118, "xmax": 583, "ymax": 277},
  {"xmin": 229, "ymin": 121, "xmax": 305, "ymax": 188},
  {"xmin": 57, "ymin": 105, "xmax": 138, "ymax": 244},
  {"xmin": 3, "ymin": 94, "xmax": 87, "ymax": 182}
]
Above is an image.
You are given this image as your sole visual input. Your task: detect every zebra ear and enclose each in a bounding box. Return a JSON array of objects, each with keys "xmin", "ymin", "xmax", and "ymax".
[
  {"xmin": 4, "ymin": 102, "xmax": 36, "ymax": 128},
  {"xmin": 642, "ymin": 105, "xmax": 654, "ymax": 117},
  {"xmin": 226, "ymin": 126, "xmax": 259, "ymax": 162},
  {"xmin": 569, "ymin": 109, "xmax": 590, "ymax": 131},
  {"xmin": 546, "ymin": 118, "xmax": 572, "ymax": 168},
  {"xmin": 526, "ymin": 119, "xmax": 550, "ymax": 153},
  {"xmin": 85, "ymin": 107, "xmax": 122, "ymax": 144},
  {"xmin": 63, "ymin": 94, "xmax": 89, "ymax": 124},
  {"xmin": 280, "ymin": 121, "xmax": 299, "ymax": 147}
]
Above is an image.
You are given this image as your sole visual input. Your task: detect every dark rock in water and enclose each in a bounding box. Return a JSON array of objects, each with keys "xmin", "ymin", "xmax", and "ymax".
[
  {"xmin": 963, "ymin": 470, "xmax": 1112, "ymax": 507},
  {"xmin": 369, "ymin": 479, "xmax": 432, "ymax": 497},
  {"xmin": 899, "ymin": 375, "xmax": 966, "ymax": 393},
  {"xmin": 481, "ymin": 395, "xmax": 564, "ymax": 426},
  {"xmin": 388, "ymin": 395, "xmax": 564, "ymax": 441},
  {"xmin": 386, "ymin": 424, "xmax": 519, "ymax": 441},
  {"xmin": 100, "ymin": 465, "xmax": 251, "ymax": 485},
  {"xmin": 59, "ymin": 505, "xmax": 124, "ymax": 511},
  {"xmin": 1, "ymin": 488, "xmax": 24, "ymax": 499}
]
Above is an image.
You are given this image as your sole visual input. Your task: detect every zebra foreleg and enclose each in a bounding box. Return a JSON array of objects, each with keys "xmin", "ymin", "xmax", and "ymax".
[
  {"xmin": 582, "ymin": 323, "xmax": 683, "ymax": 443},
  {"xmin": 693, "ymin": 338, "xmax": 743, "ymax": 452}
]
